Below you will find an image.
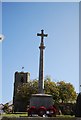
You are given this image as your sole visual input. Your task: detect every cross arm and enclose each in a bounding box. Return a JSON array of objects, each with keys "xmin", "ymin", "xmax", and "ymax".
[
  {"xmin": 37, "ymin": 33, "xmax": 48, "ymax": 37},
  {"xmin": 44, "ymin": 34, "xmax": 48, "ymax": 37},
  {"xmin": 37, "ymin": 33, "xmax": 41, "ymax": 36}
]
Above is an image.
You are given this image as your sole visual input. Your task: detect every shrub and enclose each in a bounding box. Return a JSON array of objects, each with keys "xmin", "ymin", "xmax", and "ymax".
[{"xmin": 75, "ymin": 92, "xmax": 81, "ymax": 117}]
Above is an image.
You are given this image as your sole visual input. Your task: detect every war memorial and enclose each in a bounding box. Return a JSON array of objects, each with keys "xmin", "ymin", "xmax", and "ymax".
[
  {"xmin": 29, "ymin": 30, "xmax": 54, "ymax": 113},
  {"xmin": 1, "ymin": 30, "xmax": 81, "ymax": 120},
  {"xmin": 1, "ymin": 0, "xmax": 81, "ymax": 119}
]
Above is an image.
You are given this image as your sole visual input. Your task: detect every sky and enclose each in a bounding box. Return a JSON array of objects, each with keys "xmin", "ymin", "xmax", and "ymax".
[
  {"xmin": 79, "ymin": 2, "xmax": 81, "ymax": 92},
  {"xmin": 1, "ymin": 0, "xmax": 80, "ymax": 2},
  {"xmin": 1, "ymin": 2, "xmax": 79, "ymax": 104},
  {"xmin": 0, "ymin": 2, "xmax": 2, "ymax": 104}
]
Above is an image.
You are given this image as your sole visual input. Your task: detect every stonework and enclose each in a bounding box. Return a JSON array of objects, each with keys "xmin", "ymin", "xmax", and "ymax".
[
  {"xmin": 13, "ymin": 71, "xmax": 30, "ymax": 112},
  {"xmin": 30, "ymin": 94, "xmax": 53, "ymax": 109},
  {"xmin": 37, "ymin": 29, "xmax": 48, "ymax": 94},
  {"xmin": 30, "ymin": 30, "xmax": 53, "ymax": 110}
]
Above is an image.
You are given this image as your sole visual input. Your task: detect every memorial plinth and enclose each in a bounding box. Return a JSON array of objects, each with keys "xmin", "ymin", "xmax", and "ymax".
[{"xmin": 30, "ymin": 94, "xmax": 53, "ymax": 109}]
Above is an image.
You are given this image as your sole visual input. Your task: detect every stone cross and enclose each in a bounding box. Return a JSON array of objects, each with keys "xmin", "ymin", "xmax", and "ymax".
[{"xmin": 37, "ymin": 30, "xmax": 48, "ymax": 94}]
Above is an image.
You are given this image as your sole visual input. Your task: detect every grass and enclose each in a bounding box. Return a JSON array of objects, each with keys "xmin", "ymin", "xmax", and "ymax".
[
  {"xmin": 0, "ymin": 113, "xmax": 75, "ymax": 118},
  {"xmin": 0, "ymin": 115, "xmax": 76, "ymax": 120},
  {"xmin": 1, "ymin": 113, "xmax": 28, "ymax": 117},
  {"xmin": 56, "ymin": 115, "xmax": 75, "ymax": 118}
]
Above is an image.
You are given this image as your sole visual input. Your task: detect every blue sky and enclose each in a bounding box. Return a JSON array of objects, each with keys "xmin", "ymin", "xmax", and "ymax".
[
  {"xmin": 79, "ymin": 2, "xmax": 81, "ymax": 92},
  {"xmin": 1, "ymin": 0, "xmax": 80, "ymax": 2},
  {"xmin": 0, "ymin": 2, "xmax": 2, "ymax": 104},
  {"xmin": 2, "ymin": 2, "xmax": 79, "ymax": 104}
]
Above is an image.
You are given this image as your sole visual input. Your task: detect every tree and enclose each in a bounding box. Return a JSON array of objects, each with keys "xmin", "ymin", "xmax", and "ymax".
[
  {"xmin": 15, "ymin": 78, "xmax": 77, "ymax": 109},
  {"xmin": 16, "ymin": 80, "xmax": 38, "ymax": 105},
  {"xmin": 3, "ymin": 103, "xmax": 9, "ymax": 113},
  {"xmin": 57, "ymin": 81, "xmax": 77, "ymax": 103},
  {"xmin": 75, "ymin": 92, "xmax": 81, "ymax": 117},
  {"xmin": 44, "ymin": 78, "xmax": 59, "ymax": 103}
]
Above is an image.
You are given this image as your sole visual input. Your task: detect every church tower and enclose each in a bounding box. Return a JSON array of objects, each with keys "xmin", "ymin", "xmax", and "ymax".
[{"xmin": 13, "ymin": 71, "xmax": 30, "ymax": 112}]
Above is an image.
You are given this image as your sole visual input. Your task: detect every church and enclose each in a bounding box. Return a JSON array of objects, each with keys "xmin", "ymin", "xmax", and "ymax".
[{"xmin": 13, "ymin": 71, "xmax": 30, "ymax": 112}]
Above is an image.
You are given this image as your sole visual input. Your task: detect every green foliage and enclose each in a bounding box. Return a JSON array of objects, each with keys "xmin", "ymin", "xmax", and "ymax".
[
  {"xmin": 45, "ymin": 75, "xmax": 52, "ymax": 82},
  {"xmin": 57, "ymin": 81, "xmax": 77, "ymax": 103},
  {"xmin": 16, "ymin": 80, "xmax": 38, "ymax": 105},
  {"xmin": 3, "ymin": 103, "xmax": 9, "ymax": 113},
  {"xmin": 44, "ymin": 79, "xmax": 59, "ymax": 103},
  {"xmin": 15, "ymin": 77, "xmax": 77, "ymax": 107},
  {"xmin": 75, "ymin": 92, "xmax": 81, "ymax": 117}
]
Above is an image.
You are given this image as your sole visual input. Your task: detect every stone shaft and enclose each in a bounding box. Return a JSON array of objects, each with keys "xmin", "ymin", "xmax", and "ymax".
[{"xmin": 39, "ymin": 44, "xmax": 45, "ymax": 93}]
